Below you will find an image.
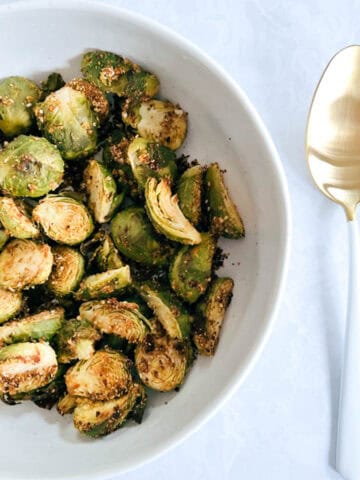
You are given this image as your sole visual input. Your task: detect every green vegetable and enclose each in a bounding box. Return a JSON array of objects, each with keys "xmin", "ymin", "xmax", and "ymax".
[
  {"xmin": 33, "ymin": 196, "xmax": 94, "ymax": 245},
  {"xmin": 47, "ymin": 246, "xmax": 85, "ymax": 296},
  {"xmin": 0, "ymin": 197, "xmax": 39, "ymax": 239},
  {"xmin": 95, "ymin": 234, "xmax": 124, "ymax": 271},
  {"xmin": 145, "ymin": 178, "xmax": 201, "ymax": 245},
  {"xmin": 0, "ymin": 135, "xmax": 64, "ymax": 197},
  {"xmin": 57, "ymin": 393, "xmax": 78, "ymax": 415},
  {"xmin": 67, "ymin": 78, "xmax": 109, "ymax": 123},
  {"xmin": 0, "ymin": 229, "xmax": 8, "ymax": 251},
  {"xmin": 56, "ymin": 318, "xmax": 101, "ymax": 363},
  {"xmin": 75, "ymin": 266, "xmax": 131, "ymax": 301},
  {"xmin": 193, "ymin": 277, "xmax": 234, "ymax": 356},
  {"xmin": 177, "ymin": 165, "xmax": 203, "ymax": 226},
  {"xmin": 205, "ymin": 163, "xmax": 245, "ymax": 238},
  {"xmin": 0, "ymin": 76, "xmax": 41, "ymax": 137},
  {"xmin": 0, "ymin": 289, "xmax": 22, "ymax": 324},
  {"xmin": 110, "ymin": 207, "xmax": 174, "ymax": 266},
  {"xmin": 34, "ymin": 86, "xmax": 99, "ymax": 160},
  {"xmin": 41, "ymin": 72, "xmax": 65, "ymax": 98}
]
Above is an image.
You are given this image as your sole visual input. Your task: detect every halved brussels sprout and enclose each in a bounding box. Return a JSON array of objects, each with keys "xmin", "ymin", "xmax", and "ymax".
[
  {"xmin": 0, "ymin": 197, "xmax": 39, "ymax": 239},
  {"xmin": 135, "ymin": 333, "xmax": 188, "ymax": 391},
  {"xmin": 177, "ymin": 165, "xmax": 203, "ymax": 226},
  {"xmin": 75, "ymin": 266, "xmax": 131, "ymax": 301},
  {"xmin": 95, "ymin": 234, "xmax": 124, "ymax": 271},
  {"xmin": 73, "ymin": 383, "xmax": 145, "ymax": 438},
  {"xmin": 79, "ymin": 299, "xmax": 149, "ymax": 344},
  {"xmin": 67, "ymin": 78, "xmax": 109, "ymax": 123},
  {"xmin": 34, "ymin": 86, "xmax": 99, "ymax": 160},
  {"xmin": 0, "ymin": 308, "xmax": 64, "ymax": 348},
  {"xmin": 137, "ymin": 282, "xmax": 191, "ymax": 339},
  {"xmin": 0, "ymin": 135, "xmax": 64, "ymax": 197},
  {"xmin": 110, "ymin": 207, "xmax": 174, "ymax": 266},
  {"xmin": 205, "ymin": 163, "xmax": 245, "ymax": 238},
  {"xmin": 0, "ymin": 289, "xmax": 22, "ymax": 324},
  {"xmin": 122, "ymin": 99, "xmax": 187, "ymax": 150},
  {"xmin": 57, "ymin": 393, "xmax": 78, "ymax": 415},
  {"xmin": 65, "ymin": 350, "xmax": 132, "ymax": 401},
  {"xmin": 145, "ymin": 178, "xmax": 201, "ymax": 245},
  {"xmin": 40, "ymin": 72, "xmax": 65, "ymax": 98},
  {"xmin": 0, "ymin": 342, "xmax": 58, "ymax": 395},
  {"xmin": 0, "ymin": 76, "xmax": 41, "ymax": 137},
  {"xmin": 193, "ymin": 277, "xmax": 234, "ymax": 356},
  {"xmin": 81, "ymin": 50, "xmax": 159, "ymax": 99},
  {"xmin": 127, "ymin": 137, "xmax": 178, "ymax": 191},
  {"xmin": 56, "ymin": 318, "xmax": 101, "ymax": 363},
  {"xmin": 33, "ymin": 196, "xmax": 94, "ymax": 245},
  {"xmin": 83, "ymin": 159, "xmax": 124, "ymax": 223},
  {"xmin": 169, "ymin": 233, "xmax": 216, "ymax": 304},
  {"xmin": 0, "ymin": 229, "xmax": 8, "ymax": 250},
  {"xmin": 47, "ymin": 246, "xmax": 85, "ymax": 297},
  {"xmin": 0, "ymin": 239, "xmax": 53, "ymax": 290}
]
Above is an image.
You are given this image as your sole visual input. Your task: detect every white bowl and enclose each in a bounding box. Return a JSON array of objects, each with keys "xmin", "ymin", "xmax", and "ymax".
[{"xmin": 0, "ymin": 1, "xmax": 290, "ymax": 479}]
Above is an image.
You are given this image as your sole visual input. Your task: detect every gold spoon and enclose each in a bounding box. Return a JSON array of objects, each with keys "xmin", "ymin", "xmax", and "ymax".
[{"xmin": 306, "ymin": 45, "xmax": 360, "ymax": 480}]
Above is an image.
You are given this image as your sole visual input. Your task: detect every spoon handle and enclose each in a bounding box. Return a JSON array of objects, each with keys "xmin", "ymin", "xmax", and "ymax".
[{"xmin": 337, "ymin": 219, "xmax": 360, "ymax": 480}]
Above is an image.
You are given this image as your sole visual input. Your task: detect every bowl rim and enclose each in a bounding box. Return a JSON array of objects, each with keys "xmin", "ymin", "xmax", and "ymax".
[{"xmin": 0, "ymin": 1, "xmax": 292, "ymax": 478}]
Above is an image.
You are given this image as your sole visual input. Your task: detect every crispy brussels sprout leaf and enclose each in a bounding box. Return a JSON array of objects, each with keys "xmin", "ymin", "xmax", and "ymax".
[
  {"xmin": 0, "ymin": 289, "xmax": 22, "ymax": 324},
  {"xmin": 177, "ymin": 165, "xmax": 203, "ymax": 226},
  {"xmin": 41, "ymin": 72, "xmax": 65, "ymax": 98},
  {"xmin": 0, "ymin": 239, "xmax": 53, "ymax": 290},
  {"xmin": 0, "ymin": 197, "xmax": 39, "ymax": 239},
  {"xmin": 79, "ymin": 298, "xmax": 149, "ymax": 344},
  {"xmin": 145, "ymin": 178, "xmax": 201, "ymax": 245},
  {"xmin": 122, "ymin": 99, "xmax": 187, "ymax": 150},
  {"xmin": 65, "ymin": 350, "xmax": 132, "ymax": 401},
  {"xmin": 34, "ymin": 86, "xmax": 99, "ymax": 160},
  {"xmin": 47, "ymin": 246, "xmax": 85, "ymax": 297},
  {"xmin": 0, "ymin": 229, "xmax": 8, "ymax": 251},
  {"xmin": 0, "ymin": 308, "xmax": 64, "ymax": 348},
  {"xmin": 135, "ymin": 334, "xmax": 188, "ymax": 391},
  {"xmin": 169, "ymin": 233, "xmax": 216, "ymax": 304},
  {"xmin": 56, "ymin": 318, "xmax": 101, "ymax": 363},
  {"xmin": 0, "ymin": 135, "xmax": 64, "ymax": 197},
  {"xmin": 57, "ymin": 393, "xmax": 78, "ymax": 415},
  {"xmin": 138, "ymin": 282, "xmax": 191, "ymax": 339},
  {"xmin": 33, "ymin": 196, "xmax": 94, "ymax": 245},
  {"xmin": 0, "ymin": 342, "xmax": 58, "ymax": 395},
  {"xmin": 75, "ymin": 266, "xmax": 131, "ymax": 301},
  {"xmin": 0, "ymin": 76, "xmax": 41, "ymax": 137},
  {"xmin": 205, "ymin": 163, "xmax": 245, "ymax": 238},
  {"xmin": 73, "ymin": 383, "xmax": 145, "ymax": 438},
  {"xmin": 84, "ymin": 159, "xmax": 123, "ymax": 223},
  {"xmin": 110, "ymin": 207, "xmax": 174, "ymax": 266},
  {"xmin": 193, "ymin": 277, "xmax": 234, "ymax": 356},
  {"xmin": 67, "ymin": 78, "xmax": 109, "ymax": 123},
  {"xmin": 95, "ymin": 234, "xmax": 124, "ymax": 271}
]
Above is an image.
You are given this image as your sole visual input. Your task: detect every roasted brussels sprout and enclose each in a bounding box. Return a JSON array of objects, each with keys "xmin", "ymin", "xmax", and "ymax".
[
  {"xmin": 122, "ymin": 99, "xmax": 187, "ymax": 150},
  {"xmin": 0, "ymin": 308, "xmax": 64, "ymax": 347},
  {"xmin": 95, "ymin": 234, "xmax": 124, "ymax": 271},
  {"xmin": 138, "ymin": 283, "xmax": 191, "ymax": 339},
  {"xmin": 33, "ymin": 196, "xmax": 94, "ymax": 245},
  {"xmin": 0, "ymin": 239, "xmax": 53, "ymax": 290},
  {"xmin": 205, "ymin": 163, "xmax": 245, "ymax": 238},
  {"xmin": 0, "ymin": 76, "xmax": 41, "ymax": 137},
  {"xmin": 177, "ymin": 165, "xmax": 203, "ymax": 226},
  {"xmin": 0, "ymin": 342, "xmax": 58, "ymax": 395},
  {"xmin": 81, "ymin": 50, "xmax": 159, "ymax": 100},
  {"xmin": 75, "ymin": 266, "xmax": 131, "ymax": 301},
  {"xmin": 0, "ymin": 197, "xmax": 39, "ymax": 239},
  {"xmin": 193, "ymin": 277, "xmax": 234, "ymax": 356},
  {"xmin": 83, "ymin": 159, "xmax": 123, "ymax": 223},
  {"xmin": 169, "ymin": 233, "xmax": 216, "ymax": 304},
  {"xmin": 79, "ymin": 299, "xmax": 149, "ymax": 344},
  {"xmin": 0, "ymin": 289, "xmax": 22, "ymax": 324},
  {"xmin": 127, "ymin": 137, "xmax": 178, "ymax": 191},
  {"xmin": 57, "ymin": 393, "xmax": 78, "ymax": 415},
  {"xmin": 67, "ymin": 78, "xmax": 109, "ymax": 123},
  {"xmin": 110, "ymin": 207, "xmax": 174, "ymax": 266},
  {"xmin": 73, "ymin": 383, "xmax": 145, "ymax": 438},
  {"xmin": 65, "ymin": 350, "xmax": 132, "ymax": 401},
  {"xmin": 34, "ymin": 86, "xmax": 99, "ymax": 160},
  {"xmin": 56, "ymin": 318, "xmax": 101, "ymax": 363},
  {"xmin": 47, "ymin": 246, "xmax": 85, "ymax": 297},
  {"xmin": 145, "ymin": 178, "xmax": 201, "ymax": 245},
  {"xmin": 135, "ymin": 333, "xmax": 188, "ymax": 391},
  {"xmin": 0, "ymin": 229, "xmax": 8, "ymax": 250},
  {"xmin": 0, "ymin": 135, "xmax": 64, "ymax": 197},
  {"xmin": 40, "ymin": 72, "xmax": 65, "ymax": 98}
]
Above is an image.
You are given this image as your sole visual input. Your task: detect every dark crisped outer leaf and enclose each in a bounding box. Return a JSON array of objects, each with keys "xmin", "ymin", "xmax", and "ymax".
[
  {"xmin": 40, "ymin": 72, "xmax": 65, "ymax": 99},
  {"xmin": 110, "ymin": 207, "xmax": 175, "ymax": 266},
  {"xmin": 56, "ymin": 318, "xmax": 101, "ymax": 363},
  {"xmin": 169, "ymin": 233, "xmax": 216, "ymax": 304},
  {"xmin": 74, "ymin": 266, "xmax": 131, "ymax": 301},
  {"xmin": 205, "ymin": 163, "xmax": 245, "ymax": 238},
  {"xmin": 176, "ymin": 165, "xmax": 203, "ymax": 226},
  {"xmin": 193, "ymin": 277, "xmax": 234, "ymax": 356},
  {"xmin": 95, "ymin": 234, "xmax": 124, "ymax": 271}
]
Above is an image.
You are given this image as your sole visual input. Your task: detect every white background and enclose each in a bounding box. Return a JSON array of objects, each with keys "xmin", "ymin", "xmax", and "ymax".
[{"xmin": 1, "ymin": 0, "xmax": 359, "ymax": 478}]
